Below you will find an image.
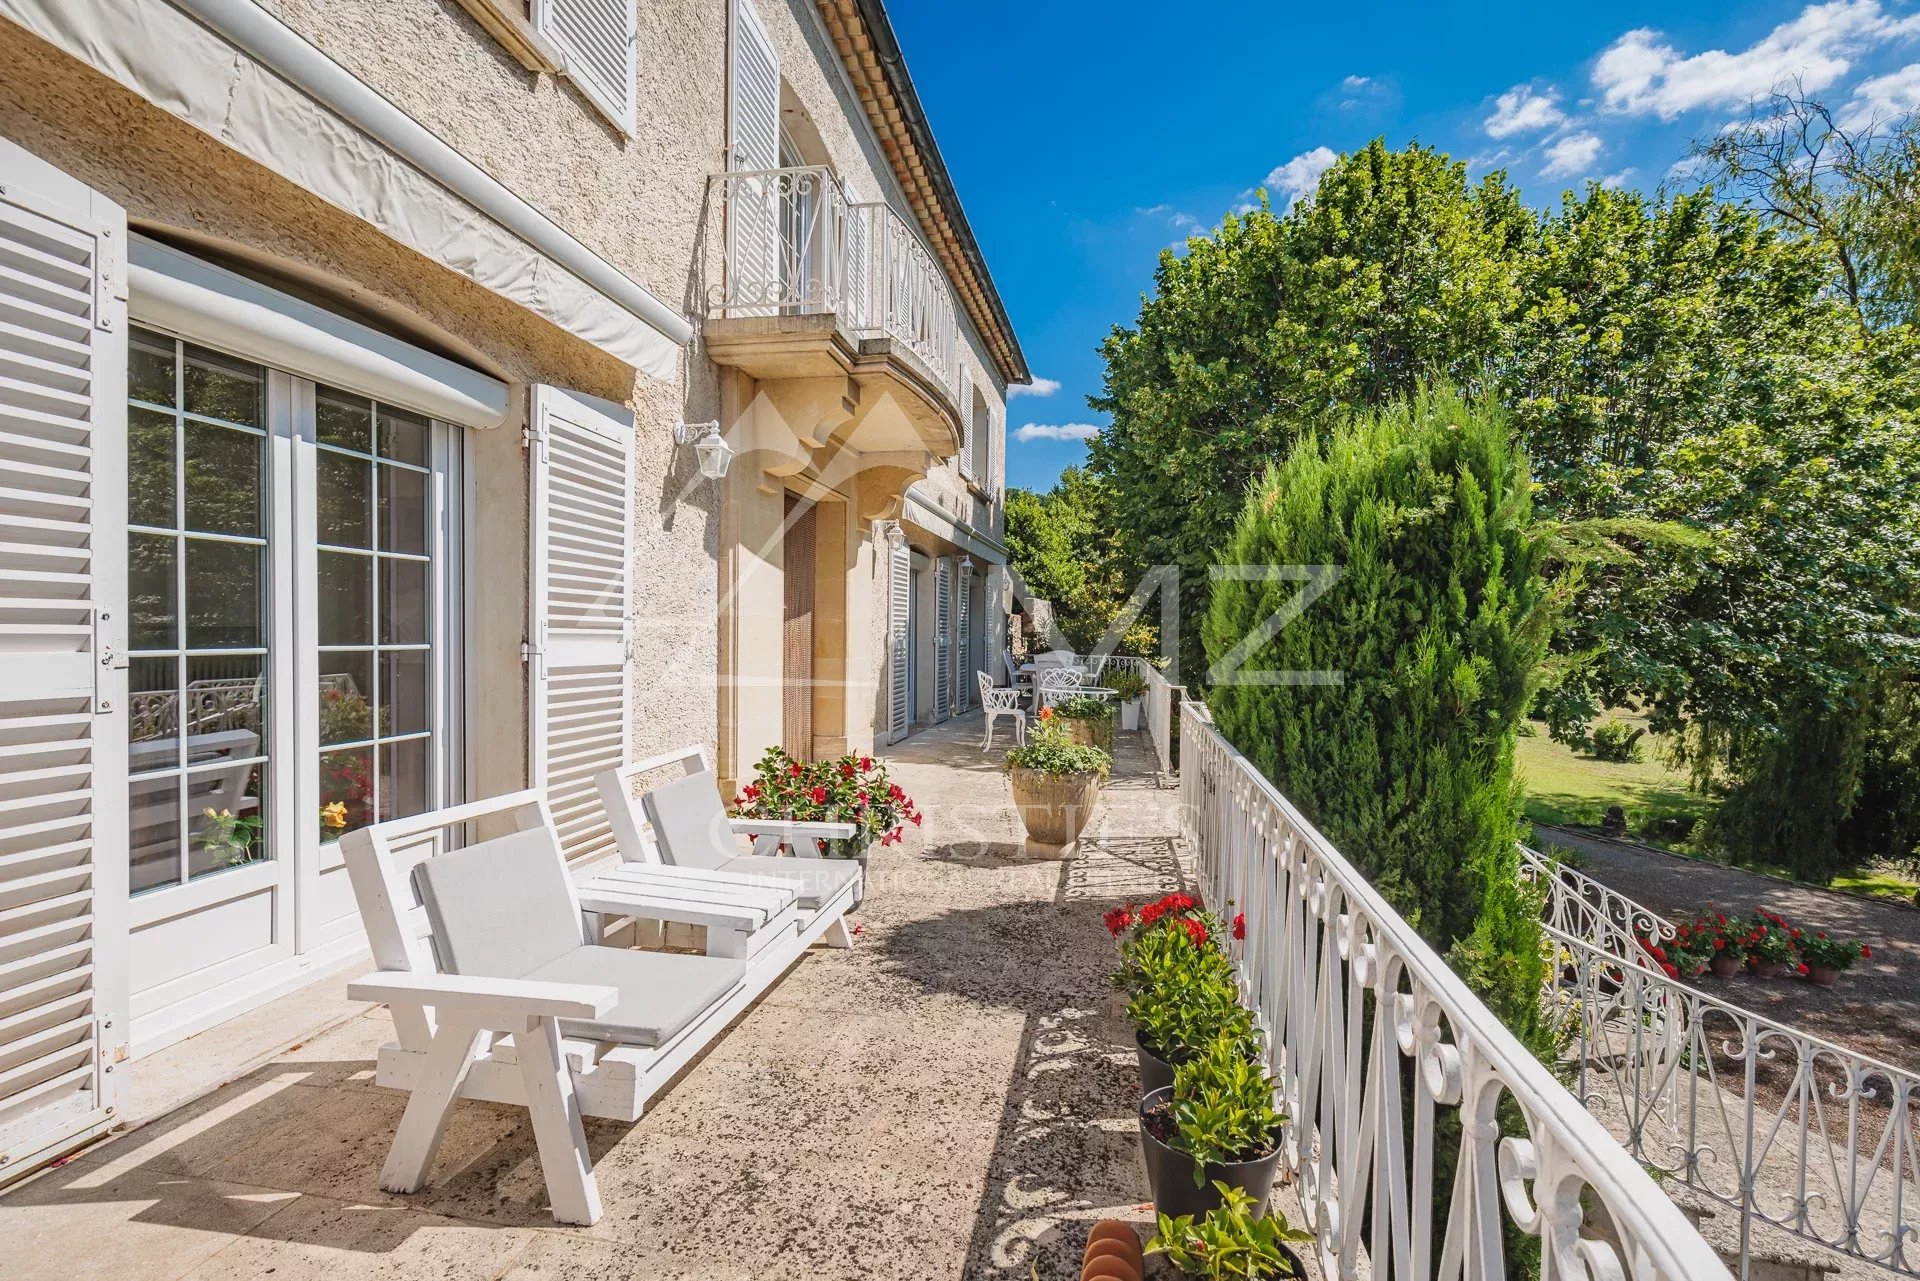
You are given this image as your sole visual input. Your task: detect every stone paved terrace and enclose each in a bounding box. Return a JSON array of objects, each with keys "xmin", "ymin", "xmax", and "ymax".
[{"xmin": 1, "ymin": 715, "xmax": 1291, "ymax": 1280}]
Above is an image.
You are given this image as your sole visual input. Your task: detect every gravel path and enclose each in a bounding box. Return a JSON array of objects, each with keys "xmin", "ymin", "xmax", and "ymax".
[{"xmin": 1536, "ymin": 825, "xmax": 1920, "ymax": 1074}]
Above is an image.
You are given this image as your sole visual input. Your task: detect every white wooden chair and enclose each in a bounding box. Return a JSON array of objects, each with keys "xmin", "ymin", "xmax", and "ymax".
[
  {"xmin": 977, "ymin": 670, "xmax": 1025, "ymax": 750},
  {"xmin": 340, "ymin": 791, "xmax": 764, "ymax": 1226},
  {"xmin": 594, "ymin": 746, "xmax": 861, "ymax": 952}
]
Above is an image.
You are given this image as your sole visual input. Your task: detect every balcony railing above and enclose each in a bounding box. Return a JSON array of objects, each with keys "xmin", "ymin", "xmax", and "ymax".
[{"xmin": 710, "ymin": 166, "xmax": 959, "ymax": 402}]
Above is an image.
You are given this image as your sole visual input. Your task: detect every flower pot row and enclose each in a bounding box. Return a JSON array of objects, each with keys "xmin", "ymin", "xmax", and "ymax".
[{"xmin": 1106, "ymin": 894, "xmax": 1309, "ymax": 1279}]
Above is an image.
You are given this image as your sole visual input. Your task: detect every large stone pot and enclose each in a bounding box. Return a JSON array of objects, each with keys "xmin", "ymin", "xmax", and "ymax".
[
  {"xmin": 1009, "ymin": 766, "xmax": 1102, "ymax": 849},
  {"xmin": 1059, "ymin": 715, "xmax": 1114, "ymax": 755}
]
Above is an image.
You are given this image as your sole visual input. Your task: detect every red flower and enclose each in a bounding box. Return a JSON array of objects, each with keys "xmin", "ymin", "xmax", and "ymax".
[
  {"xmin": 910, "ymin": 812, "xmax": 923, "ymax": 827},
  {"xmin": 859, "ymin": 755, "xmax": 874, "ymax": 771},
  {"xmin": 841, "ymin": 761, "xmax": 857, "ymax": 778},
  {"xmin": 1790, "ymin": 929, "xmax": 1802, "ymax": 939},
  {"xmin": 1649, "ymin": 946, "xmax": 1667, "ymax": 963},
  {"xmin": 808, "ymin": 785, "xmax": 827, "ymax": 805},
  {"xmin": 1661, "ymin": 963, "xmax": 1679, "ymax": 979},
  {"xmin": 789, "ymin": 763, "xmax": 803, "ymax": 778},
  {"xmin": 1232, "ymin": 912, "xmax": 1246, "ymax": 941},
  {"xmin": 1796, "ymin": 962, "xmax": 1810, "ymax": 975},
  {"xmin": 742, "ymin": 783, "xmax": 759, "ymax": 800},
  {"xmin": 1816, "ymin": 931, "xmax": 1827, "ymax": 940},
  {"xmin": 1137, "ymin": 901, "xmax": 1167, "ymax": 928},
  {"xmin": 1716, "ymin": 913, "xmax": 1727, "ymax": 925},
  {"xmin": 1104, "ymin": 906, "xmax": 1136, "ymax": 937},
  {"xmin": 1862, "ymin": 946, "xmax": 1872, "ymax": 959},
  {"xmin": 1180, "ymin": 917, "xmax": 1208, "ymax": 948},
  {"xmin": 888, "ymin": 783, "xmax": 905, "ymax": 801},
  {"xmin": 1714, "ymin": 938, "xmax": 1726, "ymax": 950},
  {"xmin": 881, "ymin": 827, "xmax": 903, "ymax": 846}
]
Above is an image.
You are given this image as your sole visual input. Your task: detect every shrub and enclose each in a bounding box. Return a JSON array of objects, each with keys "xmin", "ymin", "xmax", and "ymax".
[
  {"xmin": 1053, "ymin": 693, "xmax": 1115, "ymax": 721},
  {"xmin": 1168, "ymin": 1031, "xmax": 1284, "ymax": 1185},
  {"xmin": 1005, "ymin": 706, "xmax": 1112, "ymax": 777},
  {"xmin": 1203, "ymin": 386, "xmax": 1557, "ymax": 1052},
  {"xmin": 1148, "ymin": 1181, "xmax": 1311, "ymax": 1279},
  {"xmin": 1587, "ymin": 720, "xmax": 1645, "ymax": 763},
  {"xmin": 1123, "ymin": 928, "xmax": 1255, "ymax": 1067},
  {"xmin": 1108, "ymin": 668, "xmax": 1148, "ymax": 702}
]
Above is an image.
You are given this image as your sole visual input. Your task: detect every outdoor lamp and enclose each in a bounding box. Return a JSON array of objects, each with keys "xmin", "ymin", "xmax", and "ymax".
[{"xmin": 674, "ymin": 420, "xmax": 732, "ymax": 480}]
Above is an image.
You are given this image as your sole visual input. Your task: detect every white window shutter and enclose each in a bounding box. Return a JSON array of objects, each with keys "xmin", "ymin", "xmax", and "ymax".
[
  {"xmin": 954, "ymin": 567, "xmax": 972, "ymax": 712},
  {"xmin": 0, "ymin": 139, "xmax": 128, "ymax": 1176},
  {"xmin": 727, "ymin": 0, "xmax": 781, "ymax": 316},
  {"xmin": 933, "ymin": 556, "xmax": 952, "ymax": 720},
  {"xmin": 956, "ymin": 366, "xmax": 973, "ymax": 480},
  {"xmin": 533, "ymin": 0, "xmax": 638, "ymax": 134},
  {"xmin": 886, "ymin": 535, "xmax": 910, "ymax": 743},
  {"xmin": 528, "ymin": 386, "xmax": 633, "ymax": 864}
]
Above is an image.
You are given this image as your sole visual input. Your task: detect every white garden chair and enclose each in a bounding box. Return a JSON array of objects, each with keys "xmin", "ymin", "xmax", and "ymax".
[
  {"xmin": 594, "ymin": 746, "xmax": 860, "ymax": 952},
  {"xmin": 340, "ymin": 791, "xmax": 760, "ymax": 1226},
  {"xmin": 1036, "ymin": 666, "xmax": 1116, "ymax": 710},
  {"xmin": 1002, "ymin": 648, "xmax": 1033, "ymax": 704},
  {"xmin": 977, "ymin": 670, "xmax": 1025, "ymax": 750}
]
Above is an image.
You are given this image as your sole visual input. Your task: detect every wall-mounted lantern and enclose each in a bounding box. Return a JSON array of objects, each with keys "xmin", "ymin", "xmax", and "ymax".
[{"xmin": 673, "ymin": 420, "xmax": 733, "ymax": 480}]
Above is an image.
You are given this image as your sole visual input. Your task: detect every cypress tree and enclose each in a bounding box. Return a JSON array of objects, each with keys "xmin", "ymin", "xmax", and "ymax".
[{"xmin": 1202, "ymin": 386, "xmax": 1555, "ymax": 1045}]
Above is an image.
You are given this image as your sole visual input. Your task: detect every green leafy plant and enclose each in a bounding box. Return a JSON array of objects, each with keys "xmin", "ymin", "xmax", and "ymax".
[
  {"xmin": 1124, "ymin": 927, "xmax": 1255, "ymax": 1066},
  {"xmin": 1052, "ymin": 693, "xmax": 1115, "ymax": 722},
  {"xmin": 1168, "ymin": 1031, "xmax": 1285, "ymax": 1185},
  {"xmin": 1147, "ymin": 1182, "xmax": 1311, "ymax": 1279},
  {"xmin": 1795, "ymin": 929, "xmax": 1870, "ymax": 971},
  {"xmin": 1108, "ymin": 668, "xmax": 1148, "ymax": 702},
  {"xmin": 199, "ymin": 806, "xmax": 262, "ymax": 866},
  {"xmin": 732, "ymin": 746, "xmax": 921, "ymax": 854},
  {"xmin": 1006, "ymin": 706, "xmax": 1111, "ymax": 777},
  {"xmin": 1742, "ymin": 910, "xmax": 1798, "ymax": 965},
  {"xmin": 1587, "ymin": 720, "xmax": 1646, "ymax": 763}
]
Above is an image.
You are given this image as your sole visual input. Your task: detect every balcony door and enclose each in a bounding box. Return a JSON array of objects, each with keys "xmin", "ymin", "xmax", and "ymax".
[{"xmin": 124, "ymin": 326, "xmax": 456, "ymax": 1048}]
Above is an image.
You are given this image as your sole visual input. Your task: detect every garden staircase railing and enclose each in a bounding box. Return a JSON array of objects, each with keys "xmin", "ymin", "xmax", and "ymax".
[
  {"xmin": 1525, "ymin": 845, "xmax": 1920, "ymax": 1278},
  {"xmin": 1181, "ymin": 701, "xmax": 1729, "ymax": 1281}
]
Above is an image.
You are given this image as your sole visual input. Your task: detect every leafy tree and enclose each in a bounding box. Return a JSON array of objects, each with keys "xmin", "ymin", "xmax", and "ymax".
[
  {"xmin": 1202, "ymin": 387, "xmax": 1554, "ymax": 1043},
  {"xmin": 1003, "ymin": 467, "xmax": 1157, "ymax": 656}
]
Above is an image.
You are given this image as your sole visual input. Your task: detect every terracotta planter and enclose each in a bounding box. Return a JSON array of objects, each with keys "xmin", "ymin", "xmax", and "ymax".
[
  {"xmin": 1808, "ymin": 964, "xmax": 1840, "ymax": 987},
  {"xmin": 1136, "ymin": 1031, "xmax": 1175, "ymax": 1098},
  {"xmin": 1710, "ymin": 954, "xmax": 1741, "ymax": 978},
  {"xmin": 1081, "ymin": 1221, "xmax": 1144, "ymax": 1281},
  {"xmin": 1139, "ymin": 1085, "xmax": 1282, "ymax": 1223},
  {"xmin": 1009, "ymin": 766, "xmax": 1102, "ymax": 848},
  {"xmin": 1747, "ymin": 957, "xmax": 1784, "ymax": 978}
]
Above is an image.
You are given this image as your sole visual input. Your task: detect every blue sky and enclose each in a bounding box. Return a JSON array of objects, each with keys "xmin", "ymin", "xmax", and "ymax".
[{"xmin": 885, "ymin": 0, "xmax": 1920, "ymax": 492}]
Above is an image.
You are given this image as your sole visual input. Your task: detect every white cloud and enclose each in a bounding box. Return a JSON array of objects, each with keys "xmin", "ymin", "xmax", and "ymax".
[
  {"xmin": 1341, "ymin": 74, "xmax": 1373, "ymax": 91},
  {"xmin": 1169, "ymin": 212, "xmax": 1203, "ymax": 233},
  {"xmin": 1485, "ymin": 84, "xmax": 1567, "ymax": 138},
  {"xmin": 1594, "ymin": 1, "xmax": 1920, "ymax": 120},
  {"xmin": 1541, "ymin": 132, "xmax": 1604, "ymax": 178},
  {"xmin": 1135, "ymin": 203, "xmax": 1172, "ymax": 217},
  {"xmin": 1008, "ymin": 377, "xmax": 1061, "ymax": 399},
  {"xmin": 1014, "ymin": 423, "xmax": 1102, "ymax": 444},
  {"xmin": 1262, "ymin": 146, "xmax": 1339, "ymax": 208},
  {"xmin": 1842, "ymin": 61, "xmax": 1920, "ymax": 126},
  {"xmin": 1600, "ymin": 167, "xmax": 1638, "ymax": 189}
]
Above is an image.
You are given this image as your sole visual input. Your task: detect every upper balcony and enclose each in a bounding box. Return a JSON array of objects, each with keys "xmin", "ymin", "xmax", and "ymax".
[{"xmin": 705, "ymin": 166, "xmax": 964, "ymax": 462}]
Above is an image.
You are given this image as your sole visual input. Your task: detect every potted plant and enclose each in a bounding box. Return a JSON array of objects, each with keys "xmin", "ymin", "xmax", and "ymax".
[
  {"xmin": 1109, "ymin": 894, "xmax": 1251, "ymax": 1094},
  {"xmin": 1108, "ymin": 668, "xmax": 1148, "ymax": 731},
  {"xmin": 1794, "ymin": 930, "xmax": 1870, "ymax": 987},
  {"xmin": 1146, "ymin": 1182, "xmax": 1311, "ymax": 1279},
  {"xmin": 732, "ymin": 746, "xmax": 921, "ymax": 901},
  {"xmin": 1051, "ymin": 693, "xmax": 1117, "ymax": 754},
  {"xmin": 1005, "ymin": 706, "xmax": 1110, "ymax": 850},
  {"xmin": 1139, "ymin": 1030, "xmax": 1286, "ymax": 1222},
  {"xmin": 1742, "ymin": 910, "xmax": 1796, "ymax": 977},
  {"xmin": 1676, "ymin": 910, "xmax": 1741, "ymax": 978}
]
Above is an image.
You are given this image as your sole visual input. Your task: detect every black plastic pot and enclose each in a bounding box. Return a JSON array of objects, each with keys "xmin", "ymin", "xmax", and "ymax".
[
  {"xmin": 1136, "ymin": 1031, "xmax": 1175, "ymax": 1097},
  {"xmin": 1138, "ymin": 1085, "xmax": 1283, "ymax": 1222}
]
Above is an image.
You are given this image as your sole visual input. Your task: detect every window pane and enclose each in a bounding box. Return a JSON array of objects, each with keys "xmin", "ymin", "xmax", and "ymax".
[
  {"xmin": 380, "ymin": 557, "xmax": 429, "ymax": 645},
  {"xmin": 319, "ymin": 652, "xmax": 377, "ymax": 745},
  {"xmin": 129, "ymin": 656, "xmax": 178, "ymax": 773},
  {"xmin": 378, "ymin": 405, "xmax": 430, "ymax": 467},
  {"xmin": 129, "ymin": 533, "xmax": 177, "ymax": 650},
  {"xmin": 317, "ymin": 449, "xmax": 372, "ymax": 548},
  {"xmin": 320, "ymin": 746, "xmax": 374, "ymax": 841},
  {"xmin": 316, "ymin": 386, "xmax": 372, "ymax": 451},
  {"xmin": 187, "ymin": 758, "xmax": 267, "ymax": 880},
  {"xmin": 184, "ymin": 344, "xmax": 263, "ymax": 427},
  {"xmin": 379, "ymin": 737, "xmax": 431, "ymax": 822},
  {"xmin": 318, "ymin": 551, "xmax": 372, "ymax": 646},
  {"xmin": 129, "ymin": 328, "xmax": 176, "ymax": 408},
  {"xmin": 184, "ymin": 420, "xmax": 264, "ymax": 538},
  {"xmin": 377, "ymin": 462, "xmax": 428, "ymax": 556},
  {"xmin": 185, "ymin": 653, "xmax": 265, "ymax": 757},
  {"xmin": 185, "ymin": 539, "xmax": 264, "ymax": 648},
  {"xmin": 380, "ymin": 649, "xmax": 430, "ymax": 736},
  {"xmin": 129, "ymin": 773, "xmax": 181, "ymax": 894},
  {"xmin": 128, "ymin": 407, "xmax": 176, "ymax": 529}
]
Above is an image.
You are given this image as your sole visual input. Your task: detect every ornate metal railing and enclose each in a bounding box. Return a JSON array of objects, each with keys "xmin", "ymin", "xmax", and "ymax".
[
  {"xmin": 1519, "ymin": 842, "xmax": 1674, "ymax": 970},
  {"xmin": 711, "ymin": 166, "xmax": 958, "ymax": 397},
  {"xmin": 1180, "ymin": 701, "xmax": 1729, "ymax": 1280},
  {"xmin": 1527, "ymin": 853, "xmax": 1920, "ymax": 1278}
]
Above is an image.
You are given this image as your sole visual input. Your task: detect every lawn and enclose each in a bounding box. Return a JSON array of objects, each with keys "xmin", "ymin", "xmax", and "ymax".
[{"xmin": 1515, "ymin": 714, "xmax": 1712, "ymax": 833}]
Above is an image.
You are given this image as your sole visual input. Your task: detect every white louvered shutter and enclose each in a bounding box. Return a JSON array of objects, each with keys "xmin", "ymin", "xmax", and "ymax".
[
  {"xmin": 727, "ymin": 0, "xmax": 780, "ymax": 316},
  {"xmin": 842, "ymin": 181, "xmax": 871, "ymax": 330},
  {"xmin": 954, "ymin": 567, "xmax": 972, "ymax": 713},
  {"xmin": 533, "ymin": 0, "xmax": 638, "ymax": 134},
  {"xmin": 933, "ymin": 556, "xmax": 952, "ymax": 720},
  {"xmin": 886, "ymin": 535, "xmax": 910, "ymax": 743},
  {"xmin": 956, "ymin": 366, "xmax": 973, "ymax": 481},
  {"xmin": 529, "ymin": 386, "xmax": 633, "ymax": 864},
  {"xmin": 0, "ymin": 140, "xmax": 128, "ymax": 1177}
]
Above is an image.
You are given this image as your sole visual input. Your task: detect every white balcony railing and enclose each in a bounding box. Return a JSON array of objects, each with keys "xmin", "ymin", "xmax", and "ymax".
[
  {"xmin": 1181, "ymin": 701, "xmax": 1731, "ymax": 1281},
  {"xmin": 712, "ymin": 166, "xmax": 959, "ymax": 400}
]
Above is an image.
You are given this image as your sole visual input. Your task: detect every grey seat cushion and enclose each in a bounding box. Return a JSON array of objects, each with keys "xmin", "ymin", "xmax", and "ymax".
[
  {"xmin": 720, "ymin": 854, "xmax": 861, "ymax": 909},
  {"xmin": 642, "ymin": 771, "xmax": 736, "ymax": 872},
  {"xmin": 413, "ymin": 828, "xmax": 583, "ymax": 978},
  {"xmin": 525, "ymin": 945, "xmax": 745, "ymax": 1047}
]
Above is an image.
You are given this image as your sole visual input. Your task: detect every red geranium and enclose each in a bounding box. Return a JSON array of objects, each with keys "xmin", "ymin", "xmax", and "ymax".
[{"xmin": 1232, "ymin": 912, "xmax": 1246, "ymax": 941}]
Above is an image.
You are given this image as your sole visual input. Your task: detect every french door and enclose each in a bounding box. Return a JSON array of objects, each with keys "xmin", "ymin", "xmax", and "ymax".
[{"xmin": 123, "ymin": 325, "xmax": 457, "ymax": 1047}]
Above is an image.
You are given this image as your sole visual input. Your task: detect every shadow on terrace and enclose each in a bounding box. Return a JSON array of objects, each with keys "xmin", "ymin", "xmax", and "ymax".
[{"xmin": 0, "ymin": 716, "xmax": 1211, "ymax": 1281}]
